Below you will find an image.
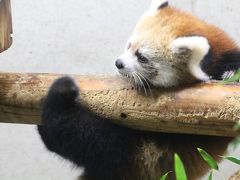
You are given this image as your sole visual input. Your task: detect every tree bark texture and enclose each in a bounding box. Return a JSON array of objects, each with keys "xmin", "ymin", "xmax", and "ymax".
[{"xmin": 0, "ymin": 72, "xmax": 239, "ymax": 137}]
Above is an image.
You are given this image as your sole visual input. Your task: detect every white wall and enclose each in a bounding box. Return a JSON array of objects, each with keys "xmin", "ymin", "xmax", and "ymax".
[{"xmin": 0, "ymin": 0, "xmax": 239, "ymax": 179}]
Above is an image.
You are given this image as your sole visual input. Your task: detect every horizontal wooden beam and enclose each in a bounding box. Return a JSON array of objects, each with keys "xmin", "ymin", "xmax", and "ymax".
[
  {"xmin": 0, "ymin": 0, "xmax": 12, "ymax": 52},
  {"xmin": 0, "ymin": 72, "xmax": 239, "ymax": 137},
  {"xmin": 229, "ymin": 170, "xmax": 240, "ymax": 180}
]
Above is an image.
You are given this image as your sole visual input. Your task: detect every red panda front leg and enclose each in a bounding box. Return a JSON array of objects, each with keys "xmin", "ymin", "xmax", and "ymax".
[{"xmin": 171, "ymin": 36, "xmax": 210, "ymax": 81}]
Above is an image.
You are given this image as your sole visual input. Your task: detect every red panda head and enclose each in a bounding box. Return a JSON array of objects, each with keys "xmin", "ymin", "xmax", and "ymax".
[{"xmin": 115, "ymin": 0, "xmax": 238, "ymax": 88}]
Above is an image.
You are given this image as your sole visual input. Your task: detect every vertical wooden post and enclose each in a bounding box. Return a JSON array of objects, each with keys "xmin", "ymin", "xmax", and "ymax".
[{"xmin": 0, "ymin": 0, "xmax": 12, "ymax": 52}]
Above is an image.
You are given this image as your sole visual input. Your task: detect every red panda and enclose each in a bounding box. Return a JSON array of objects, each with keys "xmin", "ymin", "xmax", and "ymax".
[
  {"xmin": 116, "ymin": 0, "xmax": 239, "ymax": 88},
  {"xmin": 38, "ymin": 0, "xmax": 239, "ymax": 179}
]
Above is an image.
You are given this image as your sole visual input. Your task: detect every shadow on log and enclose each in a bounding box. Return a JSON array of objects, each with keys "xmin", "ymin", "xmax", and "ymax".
[
  {"xmin": 0, "ymin": 0, "xmax": 12, "ymax": 52},
  {"xmin": 0, "ymin": 72, "xmax": 239, "ymax": 137}
]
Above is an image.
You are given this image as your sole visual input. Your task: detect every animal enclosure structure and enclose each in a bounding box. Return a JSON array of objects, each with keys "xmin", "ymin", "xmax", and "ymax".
[
  {"xmin": 0, "ymin": 0, "xmax": 12, "ymax": 52},
  {"xmin": 0, "ymin": 0, "xmax": 239, "ymax": 178}
]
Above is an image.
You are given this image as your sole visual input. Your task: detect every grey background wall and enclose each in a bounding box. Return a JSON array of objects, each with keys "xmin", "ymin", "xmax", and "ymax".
[{"xmin": 0, "ymin": 0, "xmax": 239, "ymax": 179}]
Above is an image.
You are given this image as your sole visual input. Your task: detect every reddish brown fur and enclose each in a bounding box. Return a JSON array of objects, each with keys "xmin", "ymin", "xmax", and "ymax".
[
  {"xmin": 132, "ymin": 134, "xmax": 232, "ymax": 180},
  {"xmin": 129, "ymin": 6, "xmax": 236, "ymax": 179},
  {"xmin": 161, "ymin": 7, "xmax": 238, "ymax": 57},
  {"xmin": 134, "ymin": 7, "xmax": 238, "ymax": 60}
]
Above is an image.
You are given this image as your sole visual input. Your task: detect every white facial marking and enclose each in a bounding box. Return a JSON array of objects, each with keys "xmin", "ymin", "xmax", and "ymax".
[
  {"xmin": 171, "ymin": 36, "xmax": 210, "ymax": 81},
  {"xmin": 152, "ymin": 64, "xmax": 179, "ymax": 87},
  {"xmin": 150, "ymin": 0, "xmax": 168, "ymax": 12},
  {"xmin": 124, "ymin": 34, "xmax": 136, "ymax": 51},
  {"xmin": 117, "ymin": 50, "xmax": 138, "ymax": 72}
]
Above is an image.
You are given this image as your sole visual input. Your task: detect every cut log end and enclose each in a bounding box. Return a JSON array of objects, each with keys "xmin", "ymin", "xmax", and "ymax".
[{"xmin": 0, "ymin": 0, "xmax": 13, "ymax": 53}]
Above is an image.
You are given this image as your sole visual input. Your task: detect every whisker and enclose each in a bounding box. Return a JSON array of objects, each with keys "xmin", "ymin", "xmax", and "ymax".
[
  {"xmin": 136, "ymin": 72, "xmax": 153, "ymax": 97},
  {"xmin": 132, "ymin": 72, "xmax": 140, "ymax": 92},
  {"xmin": 134, "ymin": 72, "xmax": 147, "ymax": 96},
  {"xmin": 128, "ymin": 73, "xmax": 132, "ymax": 85},
  {"xmin": 134, "ymin": 73, "xmax": 142, "ymax": 93},
  {"xmin": 119, "ymin": 71, "xmax": 152, "ymax": 95}
]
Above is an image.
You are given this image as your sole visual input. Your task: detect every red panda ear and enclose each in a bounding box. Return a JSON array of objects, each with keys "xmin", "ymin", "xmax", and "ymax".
[{"xmin": 150, "ymin": 0, "xmax": 168, "ymax": 11}]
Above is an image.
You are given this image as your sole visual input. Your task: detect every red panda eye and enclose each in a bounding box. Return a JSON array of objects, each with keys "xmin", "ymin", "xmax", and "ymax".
[{"xmin": 136, "ymin": 50, "xmax": 149, "ymax": 63}]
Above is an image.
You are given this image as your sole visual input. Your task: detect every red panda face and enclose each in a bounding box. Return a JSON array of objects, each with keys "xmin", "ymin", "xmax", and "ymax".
[
  {"xmin": 115, "ymin": 37, "xmax": 180, "ymax": 88},
  {"xmin": 115, "ymin": 0, "xmax": 238, "ymax": 88},
  {"xmin": 115, "ymin": 0, "xmax": 186, "ymax": 88}
]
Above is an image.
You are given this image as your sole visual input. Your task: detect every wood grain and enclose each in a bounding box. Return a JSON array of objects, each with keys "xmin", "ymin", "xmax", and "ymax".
[
  {"xmin": 0, "ymin": 0, "xmax": 12, "ymax": 52},
  {"xmin": 0, "ymin": 72, "xmax": 239, "ymax": 137}
]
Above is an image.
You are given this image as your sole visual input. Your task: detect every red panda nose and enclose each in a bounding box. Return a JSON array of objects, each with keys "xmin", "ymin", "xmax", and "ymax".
[{"xmin": 115, "ymin": 59, "xmax": 124, "ymax": 69}]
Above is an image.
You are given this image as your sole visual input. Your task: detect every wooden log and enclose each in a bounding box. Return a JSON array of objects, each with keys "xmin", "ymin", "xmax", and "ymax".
[
  {"xmin": 229, "ymin": 170, "xmax": 240, "ymax": 180},
  {"xmin": 0, "ymin": 0, "xmax": 12, "ymax": 52},
  {"xmin": 0, "ymin": 72, "xmax": 239, "ymax": 137}
]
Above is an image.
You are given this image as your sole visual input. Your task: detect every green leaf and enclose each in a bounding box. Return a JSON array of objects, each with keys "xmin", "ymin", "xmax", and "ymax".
[
  {"xmin": 222, "ymin": 156, "xmax": 240, "ymax": 165},
  {"xmin": 223, "ymin": 69, "xmax": 240, "ymax": 83},
  {"xmin": 160, "ymin": 172, "xmax": 171, "ymax": 180},
  {"xmin": 229, "ymin": 136, "xmax": 240, "ymax": 150},
  {"xmin": 174, "ymin": 153, "xmax": 187, "ymax": 180},
  {"xmin": 208, "ymin": 171, "xmax": 213, "ymax": 180},
  {"xmin": 233, "ymin": 121, "xmax": 240, "ymax": 131},
  {"xmin": 197, "ymin": 148, "xmax": 219, "ymax": 170}
]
